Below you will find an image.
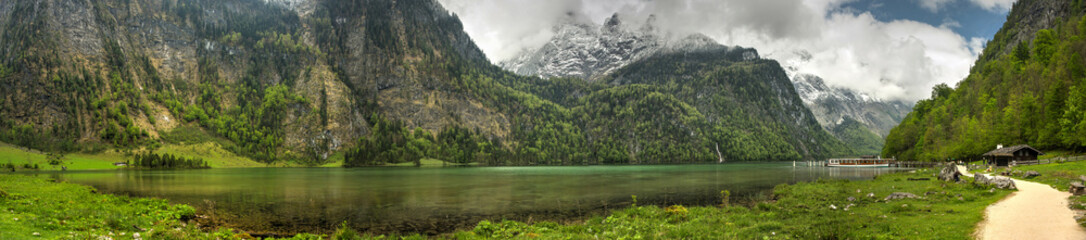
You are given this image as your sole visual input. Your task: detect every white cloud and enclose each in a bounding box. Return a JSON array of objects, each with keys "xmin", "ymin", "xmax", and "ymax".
[
  {"xmin": 917, "ymin": 0, "xmax": 956, "ymax": 12},
  {"xmin": 914, "ymin": 0, "xmax": 1017, "ymax": 13},
  {"xmin": 969, "ymin": 0, "xmax": 1016, "ymax": 12},
  {"xmin": 438, "ymin": 0, "xmax": 987, "ymax": 102}
]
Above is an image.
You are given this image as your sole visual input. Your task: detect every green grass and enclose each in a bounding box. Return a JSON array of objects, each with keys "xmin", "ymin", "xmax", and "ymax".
[
  {"xmin": 155, "ymin": 143, "xmax": 265, "ymax": 168},
  {"xmin": 0, "ymin": 174, "xmax": 416, "ymax": 239},
  {"xmin": 1015, "ymin": 160, "xmax": 1086, "ymax": 191},
  {"xmin": 452, "ymin": 169, "xmax": 1013, "ymax": 239},
  {"xmin": 1038, "ymin": 150, "xmax": 1082, "ymax": 160},
  {"xmin": 0, "ymin": 141, "xmax": 267, "ymax": 171},
  {"xmin": 0, "ymin": 143, "xmax": 123, "ymax": 171},
  {"xmin": 0, "ymin": 174, "xmax": 200, "ymax": 239}
]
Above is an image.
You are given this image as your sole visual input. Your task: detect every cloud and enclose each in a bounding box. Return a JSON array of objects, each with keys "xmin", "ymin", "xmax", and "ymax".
[
  {"xmin": 438, "ymin": 0, "xmax": 986, "ymax": 102},
  {"xmin": 969, "ymin": 0, "xmax": 1015, "ymax": 12},
  {"xmin": 917, "ymin": 0, "xmax": 955, "ymax": 12},
  {"xmin": 436, "ymin": 0, "xmax": 591, "ymax": 61},
  {"xmin": 914, "ymin": 0, "xmax": 1017, "ymax": 12}
]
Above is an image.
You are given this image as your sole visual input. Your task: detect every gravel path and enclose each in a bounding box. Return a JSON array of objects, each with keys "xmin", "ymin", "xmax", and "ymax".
[{"xmin": 972, "ymin": 167, "xmax": 1086, "ymax": 240}]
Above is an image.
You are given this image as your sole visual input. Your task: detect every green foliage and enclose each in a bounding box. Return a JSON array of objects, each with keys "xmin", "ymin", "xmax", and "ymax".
[
  {"xmin": 831, "ymin": 118, "xmax": 885, "ymax": 155},
  {"xmin": 573, "ymin": 85, "xmax": 715, "ymax": 164},
  {"xmin": 343, "ymin": 115, "xmax": 509, "ymax": 167},
  {"xmin": 885, "ymin": 11, "xmax": 1086, "ymax": 161},
  {"xmin": 0, "ymin": 175, "xmax": 201, "ymax": 239},
  {"xmin": 183, "ymin": 84, "xmax": 307, "ymax": 162},
  {"xmin": 127, "ymin": 152, "xmax": 210, "ymax": 169},
  {"xmin": 330, "ymin": 222, "xmax": 362, "ymax": 240},
  {"xmin": 0, "ymin": 124, "xmax": 77, "ymax": 153}
]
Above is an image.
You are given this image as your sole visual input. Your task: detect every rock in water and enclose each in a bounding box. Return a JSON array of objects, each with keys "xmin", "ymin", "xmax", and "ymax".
[
  {"xmin": 884, "ymin": 192, "xmax": 919, "ymax": 201},
  {"xmin": 938, "ymin": 165, "xmax": 961, "ymax": 182}
]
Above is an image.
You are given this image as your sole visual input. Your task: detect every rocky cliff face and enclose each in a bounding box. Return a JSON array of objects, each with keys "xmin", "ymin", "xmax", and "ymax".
[
  {"xmin": 0, "ymin": 0, "xmax": 851, "ymax": 163},
  {"xmin": 0, "ymin": 0, "xmax": 511, "ymax": 161},
  {"xmin": 790, "ymin": 74, "xmax": 912, "ymax": 137}
]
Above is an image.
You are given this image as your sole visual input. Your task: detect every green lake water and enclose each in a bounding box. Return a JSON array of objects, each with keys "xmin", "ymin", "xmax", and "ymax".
[{"xmin": 48, "ymin": 163, "xmax": 907, "ymax": 235}]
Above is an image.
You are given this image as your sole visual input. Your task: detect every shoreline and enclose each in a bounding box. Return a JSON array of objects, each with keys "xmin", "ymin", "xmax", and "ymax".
[{"xmin": 2, "ymin": 166, "xmax": 1014, "ymax": 239}]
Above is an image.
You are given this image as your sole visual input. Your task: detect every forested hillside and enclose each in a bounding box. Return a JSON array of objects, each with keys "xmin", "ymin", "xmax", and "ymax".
[
  {"xmin": 0, "ymin": 0, "xmax": 849, "ymax": 166},
  {"xmin": 883, "ymin": 0, "xmax": 1086, "ymax": 161}
]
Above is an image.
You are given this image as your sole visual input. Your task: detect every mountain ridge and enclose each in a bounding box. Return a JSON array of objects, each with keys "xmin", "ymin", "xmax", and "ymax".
[
  {"xmin": 499, "ymin": 12, "xmax": 905, "ymax": 154},
  {"xmin": 0, "ymin": 0, "xmax": 849, "ymax": 164}
]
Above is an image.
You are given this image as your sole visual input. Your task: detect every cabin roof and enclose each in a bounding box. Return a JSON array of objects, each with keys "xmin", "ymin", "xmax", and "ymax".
[{"xmin": 982, "ymin": 144, "xmax": 1043, "ymax": 157}]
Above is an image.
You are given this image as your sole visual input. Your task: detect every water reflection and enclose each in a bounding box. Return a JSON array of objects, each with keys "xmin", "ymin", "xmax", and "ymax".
[{"xmin": 53, "ymin": 164, "xmax": 908, "ymax": 235}]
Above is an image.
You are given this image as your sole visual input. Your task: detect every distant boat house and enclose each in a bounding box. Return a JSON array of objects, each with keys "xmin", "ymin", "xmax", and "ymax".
[{"xmin": 983, "ymin": 144, "xmax": 1043, "ymax": 166}]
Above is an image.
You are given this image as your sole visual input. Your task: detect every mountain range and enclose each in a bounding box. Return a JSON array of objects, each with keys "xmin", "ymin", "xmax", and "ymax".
[
  {"xmin": 0, "ymin": 0, "xmax": 852, "ymax": 164},
  {"xmin": 499, "ymin": 13, "xmax": 910, "ymax": 154}
]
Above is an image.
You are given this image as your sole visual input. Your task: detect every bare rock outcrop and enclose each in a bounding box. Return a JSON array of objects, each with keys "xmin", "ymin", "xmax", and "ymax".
[
  {"xmin": 938, "ymin": 165, "xmax": 961, "ymax": 182},
  {"xmin": 884, "ymin": 192, "xmax": 919, "ymax": 201},
  {"xmin": 975, "ymin": 173, "xmax": 1017, "ymax": 189}
]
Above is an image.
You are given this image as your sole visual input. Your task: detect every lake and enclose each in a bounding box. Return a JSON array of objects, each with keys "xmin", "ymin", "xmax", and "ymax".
[{"xmin": 48, "ymin": 163, "xmax": 908, "ymax": 235}]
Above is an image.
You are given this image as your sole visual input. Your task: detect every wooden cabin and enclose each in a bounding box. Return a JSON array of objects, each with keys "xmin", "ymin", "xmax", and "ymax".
[{"xmin": 983, "ymin": 144, "xmax": 1043, "ymax": 166}]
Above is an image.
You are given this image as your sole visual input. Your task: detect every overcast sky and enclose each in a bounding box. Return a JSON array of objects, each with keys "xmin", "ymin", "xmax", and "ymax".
[{"xmin": 436, "ymin": 0, "xmax": 1014, "ymax": 102}]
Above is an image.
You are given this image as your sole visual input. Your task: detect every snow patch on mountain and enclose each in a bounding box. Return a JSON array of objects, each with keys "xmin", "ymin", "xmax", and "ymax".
[
  {"xmin": 499, "ymin": 13, "xmax": 728, "ymax": 81},
  {"xmin": 499, "ymin": 12, "xmax": 910, "ymax": 138}
]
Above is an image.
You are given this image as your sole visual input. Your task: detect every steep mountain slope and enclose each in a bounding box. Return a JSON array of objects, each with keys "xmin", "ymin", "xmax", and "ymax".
[
  {"xmin": 498, "ymin": 44, "xmax": 853, "ymax": 161},
  {"xmin": 0, "ymin": 0, "xmax": 511, "ymax": 162},
  {"xmin": 790, "ymin": 74, "xmax": 912, "ymax": 137},
  {"xmin": 882, "ymin": 0, "xmax": 1086, "ymax": 161},
  {"xmin": 0, "ymin": 0, "xmax": 846, "ymax": 164},
  {"xmin": 791, "ymin": 74, "xmax": 912, "ymax": 154},
  {"xmin": 500, "ymin": 13, "xmax": 905, "ymax": 154},
  {"xmin": 600, "ymin": 48, "xmax": 852, "ymax": 160}
]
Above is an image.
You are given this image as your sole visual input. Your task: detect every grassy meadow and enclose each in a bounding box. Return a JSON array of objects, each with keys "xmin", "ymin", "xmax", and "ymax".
[{"xmin": 452, "ymin": 168, "xmax": 1010, "ymax": 239}]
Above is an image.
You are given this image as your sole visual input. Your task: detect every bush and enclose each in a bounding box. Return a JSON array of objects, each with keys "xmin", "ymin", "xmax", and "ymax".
[
  {"xmin": 330, "ymin": 222, "xmax": 361, "ymax": 240},
  {"xmin": 128, "ymin": 152, "xmax": 210, "ymax": 169}
]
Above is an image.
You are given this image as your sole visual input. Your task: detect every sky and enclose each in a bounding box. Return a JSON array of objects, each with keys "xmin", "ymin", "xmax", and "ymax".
[{"xmin": 436, "ymin": 0, "xmax": 1015, "ymax": 102}]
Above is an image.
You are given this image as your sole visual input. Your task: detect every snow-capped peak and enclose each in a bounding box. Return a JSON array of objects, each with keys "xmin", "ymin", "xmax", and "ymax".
[{"xmin": 498, "ymin": 13, "xmax": 727, "ymax": 81}]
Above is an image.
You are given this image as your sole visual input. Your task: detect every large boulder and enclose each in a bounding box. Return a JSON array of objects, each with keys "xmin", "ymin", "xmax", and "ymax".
[
  {"xmin": 989, "ymin": 176, "xmax": 1017, "ymax": 189},
  {"xmin": 1023, "ymin": 170, "xmax": 1041, "ymax": 178},
  {"xmin": 939, "ymin": 165, "xmax": 961, "ymax": 182},
  {"xmin": 974, "ymin": 173, "xmax": 990, "ymax": 185},
  {"xmin": 973, "ymin": 173, "xmax": 1016, "ymax": 189}
]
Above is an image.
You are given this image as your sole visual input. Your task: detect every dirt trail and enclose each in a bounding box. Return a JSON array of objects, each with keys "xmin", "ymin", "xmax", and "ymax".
[{"xmin": 968, "ymin": 165, "xmax": 1086, "ymax": 240}]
